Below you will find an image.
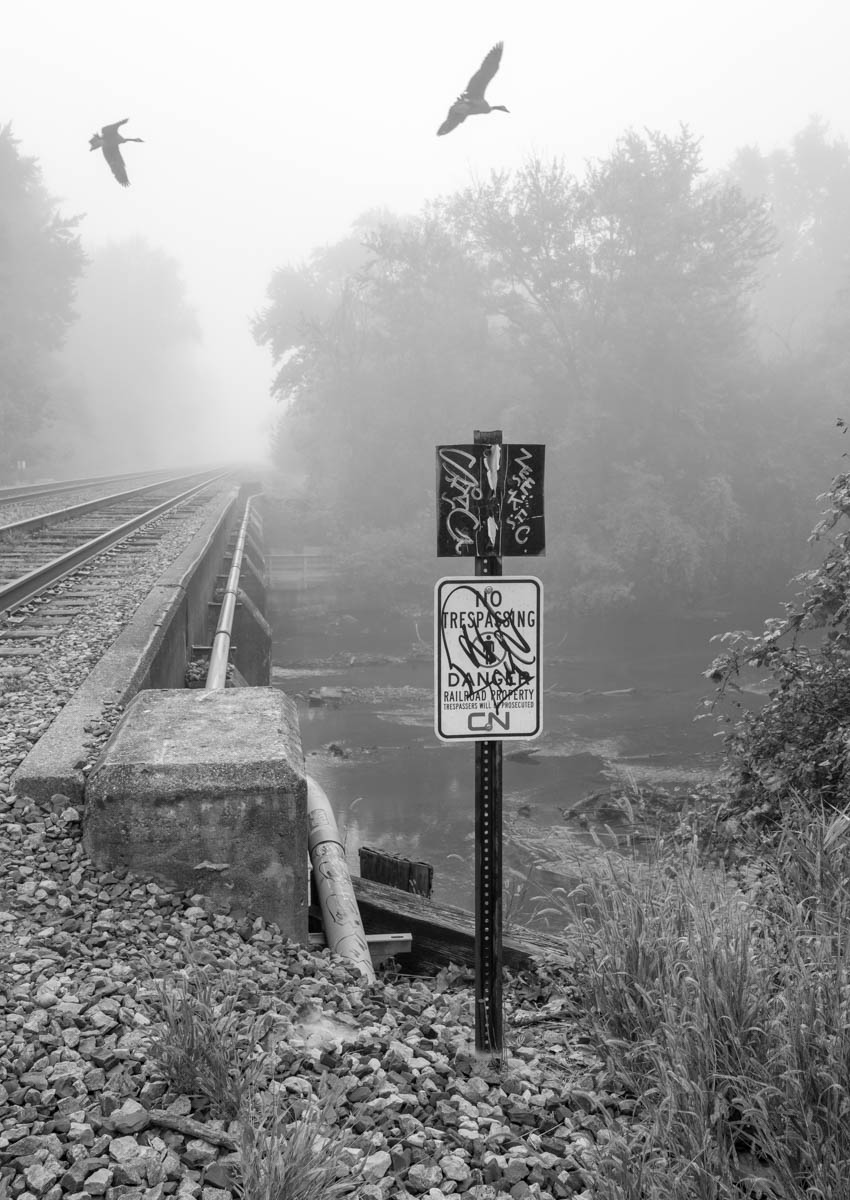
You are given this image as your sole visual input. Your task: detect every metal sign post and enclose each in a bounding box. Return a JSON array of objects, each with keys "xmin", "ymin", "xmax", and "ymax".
[
  {"xmin": 474, "ymin": 429, "xmax": 504, "ymax": 1056},
  {"xmin": 435, "ymin": 429, "xmax": 546, "ymax": 1058}
]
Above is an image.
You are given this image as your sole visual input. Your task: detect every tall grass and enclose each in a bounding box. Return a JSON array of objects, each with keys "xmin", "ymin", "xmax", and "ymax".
[
  {"xmin": 567, "ymin": 797, "xmax": 850, "ymax": 1198},
  {"xmin": 503, "ymin": 862, "xmax": 572, "ymax": 934},
  {"xmin": 238, "ymin": 1083, "xmax": 360, "ymax": 1200}
]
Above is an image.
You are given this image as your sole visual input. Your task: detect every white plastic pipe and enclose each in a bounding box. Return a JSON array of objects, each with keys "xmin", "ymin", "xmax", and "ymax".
[{"xmin": 307, "ymin": 775, "xmax": 375, "ymax": 982}]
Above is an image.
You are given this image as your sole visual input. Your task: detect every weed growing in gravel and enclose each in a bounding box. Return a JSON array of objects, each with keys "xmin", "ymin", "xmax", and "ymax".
[
  {"xmin": 144, "ymin": 946, "xmax": 365, "ymax": 1196},
  {"xmin": 568, "ymin": 800, "xmax": 850, "ymax": 1199},
  {"xmin": 237, "ymin": 1081, "xmax": 360, "ymax": 1200},
  {"xmin": 145, "ymin": 949, "xmax": 270, "ymax": 1119}
]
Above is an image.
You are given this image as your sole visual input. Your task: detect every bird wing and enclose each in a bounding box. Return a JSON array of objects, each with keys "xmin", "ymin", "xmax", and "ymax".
[
  {"xmin": 102, "ymin": 144, "xmax": 130, "ymax": 186},
  {"xmin": 101, "ymin": 118, "xmax": 130, "ymax": 136},
  {"xmin": 463, "ymin": 42, "xmax": 503, "ymax": 101},
  {"xmin": 437, "ymin": 101, "xmax": 469, "ymax": 137}
]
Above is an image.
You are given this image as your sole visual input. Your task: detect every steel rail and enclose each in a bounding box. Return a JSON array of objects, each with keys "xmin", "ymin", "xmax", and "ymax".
[
  {"xmin": 0, "ymin": 471, "xmax": 232, "ymax": 617},
  {"xmin": 0, "ymin": 469, "xmax": 224, "ymax": 538},
  {"xmin": 0, "ymin": 468, "xmax": 182, "ymax": 504}
]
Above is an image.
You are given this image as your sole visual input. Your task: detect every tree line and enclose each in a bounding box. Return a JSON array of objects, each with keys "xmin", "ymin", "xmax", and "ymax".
[{"xmin": 254, "ymin": 120, "xmax": 850, "ymax": 615}]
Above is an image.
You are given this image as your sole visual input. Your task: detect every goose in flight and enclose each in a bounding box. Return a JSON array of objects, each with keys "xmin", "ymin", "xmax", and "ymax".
[
  {"xmin": 437, "ymin": 42, "xmax": 508, "ymax": 136},
  {"xmin": 89, "ymin": 119, "xmax": 144, "ymax": 187}
]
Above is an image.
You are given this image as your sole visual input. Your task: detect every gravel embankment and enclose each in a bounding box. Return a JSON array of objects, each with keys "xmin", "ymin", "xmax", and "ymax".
[
  {"xmin": 0, "ymin": 489, "xmax": 114, "ymax": 528},
  {"xmin": 0, "ymin": 784, "xmax": 639, "ymax": 1200},
  {"xmin": 0, "ymin": 477, "xmax": 171, "ymax": 529}
]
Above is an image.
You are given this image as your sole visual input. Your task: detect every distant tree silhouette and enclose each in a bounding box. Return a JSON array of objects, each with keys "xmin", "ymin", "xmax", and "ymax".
[
  {"xmin": 730, "ymin": 118, "xmax": 850, "ymax": 358},
  {"xmin": 61, "ymin": 238, "xmax": 202, "ymax": 470},
  {"xmin": 0, "ymin": 124, "xmax": 84, "ymax": 478}
]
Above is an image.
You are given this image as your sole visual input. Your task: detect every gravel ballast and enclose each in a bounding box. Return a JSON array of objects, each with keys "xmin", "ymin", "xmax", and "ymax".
[
  {"xmin": 0, "ymin": 784, "xmax": 638, "ymax": 1200},
  {"xmin": 0, "ymin": 473, "xmax": 181, "ymax": 529}
]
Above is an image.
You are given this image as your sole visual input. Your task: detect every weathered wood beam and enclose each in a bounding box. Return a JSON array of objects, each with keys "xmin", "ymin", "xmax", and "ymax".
[{"xmin": 351, "ymin": 876, "xmax": 569, "ymax": 973}]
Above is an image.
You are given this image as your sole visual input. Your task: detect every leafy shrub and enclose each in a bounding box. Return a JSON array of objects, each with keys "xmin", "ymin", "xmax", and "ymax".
[{"xmin": 706, "ymin": 460, "xmax": 850, "ymax": 826}]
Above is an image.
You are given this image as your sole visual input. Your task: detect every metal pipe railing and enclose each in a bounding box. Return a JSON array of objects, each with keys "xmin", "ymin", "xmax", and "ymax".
[
  {"xmin": 307, "ymin": 775, "xmax": 375, "ymax": 982},
  {"xmin": 205, "ymin": 499, "xmax": 253, "ymax": 690}
]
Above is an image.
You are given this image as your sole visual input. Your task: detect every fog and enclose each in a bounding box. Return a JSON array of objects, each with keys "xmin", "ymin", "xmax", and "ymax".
[{"xmin": 4, "ymin": 0, "xmax": 850, "ymax": 474}]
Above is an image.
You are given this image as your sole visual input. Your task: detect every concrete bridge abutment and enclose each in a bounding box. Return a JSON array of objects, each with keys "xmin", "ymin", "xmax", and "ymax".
[{"xmin": 84, "ymin": 687, "xmax": 308, "ymax": 941}]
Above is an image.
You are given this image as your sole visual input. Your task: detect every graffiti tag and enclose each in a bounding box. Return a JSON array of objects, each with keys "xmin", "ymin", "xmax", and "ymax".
[
  {"xmin": 437, "ymin": 446, "xmax": 482, "ymax": 555},
  {"xmin": 436, "ymin": 442, "xmax": 545, "ymax": 557}
]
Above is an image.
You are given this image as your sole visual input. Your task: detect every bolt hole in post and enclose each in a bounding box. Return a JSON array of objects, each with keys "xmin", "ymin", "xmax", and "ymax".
[{"xmin": 435, "ymin": 427, "xmax": 545, "ymax": 1057}]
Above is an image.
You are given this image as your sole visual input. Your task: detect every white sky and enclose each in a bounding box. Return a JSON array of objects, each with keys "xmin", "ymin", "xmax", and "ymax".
[{"xmin": 5, "ymin": 0, "xmax": 850, "ymax": 459}]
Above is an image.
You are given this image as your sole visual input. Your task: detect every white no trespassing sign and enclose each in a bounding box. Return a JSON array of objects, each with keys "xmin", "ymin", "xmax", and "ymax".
[{"xmin": 435, "ymin": 576, "xmax": 542, "ymax": 741}]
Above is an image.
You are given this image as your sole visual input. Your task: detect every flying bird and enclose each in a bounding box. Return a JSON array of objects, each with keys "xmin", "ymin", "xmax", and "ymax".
[
  {"xmin": 89, "ymin": 119, "xmax": 144, "ymax": 187},
  {"xmin": 437, "ymin": 42, "xmax": 508, "ymax": 137}
]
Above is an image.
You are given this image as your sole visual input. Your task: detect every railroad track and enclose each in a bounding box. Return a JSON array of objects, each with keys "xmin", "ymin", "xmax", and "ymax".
[
  {"xmin": 0, "ymin": 467, "xmax": 184, "ymax": 506},
  {"xmin": 0, "ymin": 469, "xmax": 230, "ymax": 619},
  {"xmin": 0, "ymin": 468, "xmax": 203, "ymax": 530},
  {"xmin": 0, "ymin": 470, "xmax": 241, "ymax": 784}
]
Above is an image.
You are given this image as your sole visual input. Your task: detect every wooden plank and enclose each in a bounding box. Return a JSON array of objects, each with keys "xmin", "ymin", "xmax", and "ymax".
[
  {"xmin": 351, "ymin": 876, "xmax": 569, "ymax": 973},
  {"xmin": 408, "ymin": 859, "xmax": 434, "ymax": 898},
  {"xmin": 309, "ymin": 930, "xmax": 413, "ymax": 967},
  {"xmin": 359, "ymin": 847, "xmax": 433, "ymax": 898}
]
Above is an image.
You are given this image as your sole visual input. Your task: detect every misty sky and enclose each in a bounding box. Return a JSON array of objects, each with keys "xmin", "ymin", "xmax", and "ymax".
[{"xmin": 5, "ymin": 0, "xmax": 850, "ymax": 460}]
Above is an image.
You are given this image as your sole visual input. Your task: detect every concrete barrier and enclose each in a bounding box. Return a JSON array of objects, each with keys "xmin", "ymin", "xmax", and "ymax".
[{"xmin": 84, "ymin": 687, "xmax": 308, "ymax": 939}]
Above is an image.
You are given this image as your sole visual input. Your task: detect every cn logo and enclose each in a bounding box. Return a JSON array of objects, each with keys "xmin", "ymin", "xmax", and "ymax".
[{"xmin": 468, "ymin": 711, "xmax": 510, "ymax": 733}]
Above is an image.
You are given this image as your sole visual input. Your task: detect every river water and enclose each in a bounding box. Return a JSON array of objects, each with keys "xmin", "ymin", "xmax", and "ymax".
[{"xmin": 270, "ymin": 587, "xmax": 745, "ymax": 917}]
